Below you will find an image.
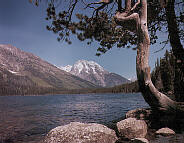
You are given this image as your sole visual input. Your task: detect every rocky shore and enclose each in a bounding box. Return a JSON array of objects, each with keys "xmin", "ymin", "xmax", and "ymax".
[{"xmin": 42, "ymin": 108, "xmax": 182, "ymax": 143}]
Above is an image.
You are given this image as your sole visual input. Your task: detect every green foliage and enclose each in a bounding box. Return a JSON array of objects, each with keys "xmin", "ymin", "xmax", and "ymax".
[
  {"xmin": 160, "ymin": 50, "xmax": 174, "ymax": 93},
  {"xmin": 46, "ymin": 4, "xmax": 138, "ymax": 55},
  {"xmin": 88, "ymin": 81, "xmax": 139, "ymax": 94},
  {"xmin": 42, "ymin": 0, "xmax": 184, "ymax": 55},
  {"xmin": 151, "ymin": 49, "xmax": 184, "ymax": 101}
]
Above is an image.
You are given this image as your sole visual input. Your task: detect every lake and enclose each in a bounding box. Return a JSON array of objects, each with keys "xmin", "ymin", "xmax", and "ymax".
[{"xmin": 0, "ymin": 93, "xmax": 149, "ymax": 143}]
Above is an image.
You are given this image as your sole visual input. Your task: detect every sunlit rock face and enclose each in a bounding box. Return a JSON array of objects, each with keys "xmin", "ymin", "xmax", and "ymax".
[
  {"xmin": 156, "ymin": 128, "xmax": 175, "ymax": 136},
  {"xmin": 43, "ymin": 122, "xmax": 118, "ymax": 143},
  {"xmin": 117, "ymin": 118, "xmax": 148, "ymax": 139},
  {"xmin": 60, "ymin": 60, "xmax": 130, "ymax": 87}
]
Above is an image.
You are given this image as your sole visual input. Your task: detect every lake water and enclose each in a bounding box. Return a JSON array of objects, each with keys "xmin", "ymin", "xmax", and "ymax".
[{"xmin": 0, "ymin": 93, "xmax": 149, "ymax": 143}]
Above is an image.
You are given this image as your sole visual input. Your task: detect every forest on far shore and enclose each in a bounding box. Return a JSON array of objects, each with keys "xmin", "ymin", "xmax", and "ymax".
[{"xmin": 0, "ymin": 49, "xmax": 182, "ymax": 96}]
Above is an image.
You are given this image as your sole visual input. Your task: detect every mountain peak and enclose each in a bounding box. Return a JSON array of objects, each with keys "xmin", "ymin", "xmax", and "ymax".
[
  {"xmin": 60, "ymin": 60, "xmax": 129, "ymax": 87},
  {"xmin": 72, "ymin": 60, "xmax": 106, "ymax": 75}
]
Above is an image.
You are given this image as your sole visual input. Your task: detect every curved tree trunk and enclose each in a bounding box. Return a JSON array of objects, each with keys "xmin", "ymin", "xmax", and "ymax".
[{"xmin": 115, "ymin": 0, "xmax": 184, "ymax": 114}]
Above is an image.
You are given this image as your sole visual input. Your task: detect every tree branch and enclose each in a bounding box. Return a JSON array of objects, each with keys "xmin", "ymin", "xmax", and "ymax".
[
  {"xmin": 115, "ymin": 12, "xmax": 139, "ymax": 21},
  {"xmin": 82, "ymin": 0, "xmax": 113, "ymax": 17},
  {"xmin": 68, "ymin": 0, "xmax": 78, "ymax": 22},
  {"xmin": 114, "ymin": 11, "xmax": 140, "ymax": 30},
  {"xmin": 82, "ymin": 1, "xmax": 105, "ymax": 9},
  {"xmin": 95, "ymin": 0, "xmax": 113, "ymax": 16},
  {"xmin": 131, "ymin": 0, "xmax": 140, "ymax": 11}
]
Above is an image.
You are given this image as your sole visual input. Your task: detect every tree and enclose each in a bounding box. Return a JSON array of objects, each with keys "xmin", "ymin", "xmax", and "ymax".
[
  {"xmin": 31, "ymin": 0, "xmax": 184, "ymax": 114},
  {"xmin": 160, "ymin": 50, "xmax": 173, "ymax": 94},
  {"xmin": 165, "ymin": 0, "xmax": 184, "ymax": 101},
  {"xmin": 152, "ymin": 50, "xmax": 176, "ymax": 100}
]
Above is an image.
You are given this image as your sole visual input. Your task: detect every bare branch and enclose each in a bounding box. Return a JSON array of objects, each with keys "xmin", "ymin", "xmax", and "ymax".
[
  {"xmin": 81, "ymin": 0, "xmax": 113, "ymax": 17},
  {"xmin": 82, "ymin": 1, "xmax": 104, "ymax": 9},
  {"xmin": 154, "ymin": 38, "xmax": 169, "ymax": 53},
  {"xmin": 115, "ymin": 11, "xmax": 140, "ymax": 30},
  {"xmin": 131, "ymin": 0, "xmax": 140, "ymax": 11},
  {"xmin": 115, "ymin": 12, "xmax": 139, "ymax": 21},
  {"xmin": 95, "ymin": 0, "xmax": 113, "ymax": 16},
  {"xmin": 68, "ymin": 0, "xmax": 78, "ymax": 22}
]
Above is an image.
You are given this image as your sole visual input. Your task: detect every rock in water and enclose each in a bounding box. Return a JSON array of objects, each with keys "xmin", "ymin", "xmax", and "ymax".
[
  {"xmin": 43, "ymin": 122, "xmax": 118, "ymax": 143},
  {"xmin": 156, "ymin": 127, "xmax": 175, "ymax": 136},
  {"xmin": 117, "ymin": 118, "xmax": 147, "ymax": 139}
]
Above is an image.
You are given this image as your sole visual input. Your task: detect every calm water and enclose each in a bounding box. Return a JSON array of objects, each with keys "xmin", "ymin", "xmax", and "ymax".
[{"xmin": 0, "ymin": 93, "xmax": 149, "ymax": 143}]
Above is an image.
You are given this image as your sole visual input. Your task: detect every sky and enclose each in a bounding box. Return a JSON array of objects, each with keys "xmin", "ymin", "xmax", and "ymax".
[{"xmin": 0, "ymin": 0, "xmax": 171, "ymax": 79}]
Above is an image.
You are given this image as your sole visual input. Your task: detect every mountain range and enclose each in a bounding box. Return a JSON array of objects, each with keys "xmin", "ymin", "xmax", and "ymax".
[
  {"xmin": 0, "ymin": 44, "xmax": 97, "ymax": 95},
  {"xmin": 60, "ymin": 60, "xmax": 129, "ymax": 87}
]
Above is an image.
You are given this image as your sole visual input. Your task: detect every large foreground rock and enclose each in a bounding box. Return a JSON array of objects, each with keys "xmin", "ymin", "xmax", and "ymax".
[
  {"xmin": 117, "ymin": 118, "xmax": 147, "ymax": 139},
  {"xmin": 43, "ymin": 122, "xmax": 118, "ymax": 143}
]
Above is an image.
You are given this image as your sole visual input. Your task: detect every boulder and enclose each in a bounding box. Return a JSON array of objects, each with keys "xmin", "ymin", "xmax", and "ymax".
[
  {"xmin": 117, "ymin": 118, "xmax": 147, "ymax": 139},
  {"xmin": 130, "ymin": 138, "xmax": 149, "ymax": 143},
  {"xmin": 125, "ymin": 108, "xmax": 175, "ymax": 129},
  {"xmin": 125, "ymin": 108, "xmax": 151, "ymax": 120},
  {"xmin": 156, "ymin": 127, "xmax": 175, "ymax": 136},
  {"xmin": 43, "ymin": 122, "xmax": 118, "ymax": 143}
]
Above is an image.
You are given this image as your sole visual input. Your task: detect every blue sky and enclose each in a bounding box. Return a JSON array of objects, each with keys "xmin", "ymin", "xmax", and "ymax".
[{"xmin": 0, "ymin": 0, "xmax": 170, "ymax": 79}]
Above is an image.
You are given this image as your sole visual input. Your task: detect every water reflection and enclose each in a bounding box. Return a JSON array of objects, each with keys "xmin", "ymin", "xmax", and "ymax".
[{"xmin": 0, "ymin": 93, "xmax": 148, "ymax": 143}]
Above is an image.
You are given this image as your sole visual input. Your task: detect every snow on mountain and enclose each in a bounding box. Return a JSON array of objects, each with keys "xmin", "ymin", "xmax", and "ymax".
[
  {"xmin": 0, "ymin": 44, "xmax": 98, "ymax": 95},
  {"xmin": 128, "ymin": 76, "xmax": 137, "ymax": 82},
  {"xmin": 60, "ymin": 65, "xmax": 72, "ymax": 72},
  {"xmin": 70, "ymin": 60, "xmax": 107, "ymax": 75},
  {"xmin": 60, "ymin": 60, "xmax": 129, "ymax": 87}
]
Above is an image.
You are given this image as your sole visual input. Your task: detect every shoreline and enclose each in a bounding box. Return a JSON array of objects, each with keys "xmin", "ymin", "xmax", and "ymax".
[
  {"xmin": 42, "ymin": 108, "xmax": 184, "ymax": 143},
  {"xmin": 0, "ymin": 92, "xmax": 141, "ymax": 96}
]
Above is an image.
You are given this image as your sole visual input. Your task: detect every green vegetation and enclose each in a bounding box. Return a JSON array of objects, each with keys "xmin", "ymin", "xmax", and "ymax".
[
  {"xmin": 151, "ymin": 49, "xmax": 184, "ymax": 101},
  {"xmin": 90, "ymin": 81, "xmax": 139, "ymax": 94}
]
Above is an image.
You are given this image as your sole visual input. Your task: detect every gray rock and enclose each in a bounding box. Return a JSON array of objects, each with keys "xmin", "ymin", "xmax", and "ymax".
[
  {"xmin": 156, "ymin": 127, "xmax": 175, "ymax": 136},
  {"xmin": 117, "ymin": 118, "xmax": 147, "ymax": 139},
  {"xmin": 43, "ymin": 122, "xmax": 118, "ymax": 143},
  {"xmin": 130, "ymin": 138, "xmax": 149, "ymax": 143}
]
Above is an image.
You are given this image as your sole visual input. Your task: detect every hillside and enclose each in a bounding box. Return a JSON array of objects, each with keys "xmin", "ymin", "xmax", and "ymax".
[{"xmin": 0, "ymin": 44, "xmax": 98, "ymax": 95}]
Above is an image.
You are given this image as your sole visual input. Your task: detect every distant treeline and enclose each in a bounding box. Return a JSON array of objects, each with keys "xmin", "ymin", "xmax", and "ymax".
[
  {"xmin": 62, "ymin": 81, "xmax": 138, "ymax": 94},
  {"xmin": 87, "ymin": 81, "xmax": 139, "ymax": 94},
  {"xmin": 1, "ymin": 49, "xmax": 182, "ymax": 96},
  {"xmin": 88, "ymin": 49, "xmax": 183, "ymax": 96},
  {"xmin": 0, "ymin": 67, "xmax": 64, "ymax": 96},
  {"xmin": 0, "ymin": 70, "xmax": 139, "ymax": 95}
]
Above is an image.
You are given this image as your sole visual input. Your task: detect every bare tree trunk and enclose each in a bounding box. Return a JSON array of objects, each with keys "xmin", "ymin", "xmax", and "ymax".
[{"xmin": 115, "ymin": 0, "xmax": 184, "ymax": 114}]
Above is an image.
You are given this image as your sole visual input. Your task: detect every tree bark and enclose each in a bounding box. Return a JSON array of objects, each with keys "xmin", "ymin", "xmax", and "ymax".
[{"xmin": 115, "ymin": 0, "xmax": 184, "ymax": 114}]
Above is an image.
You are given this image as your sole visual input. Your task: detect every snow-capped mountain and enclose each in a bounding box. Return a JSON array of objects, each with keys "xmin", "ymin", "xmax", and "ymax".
[
  {"xmin": 61, "ymin": 65, "xmax": 72, "ymax": 72},
  {"xmin": 60, "ymin": 60, "xmax": 130, "ymax": 87},
  {"xmin": 0, "ymin": 45, "xmax": 97, "ymax": 95}
]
